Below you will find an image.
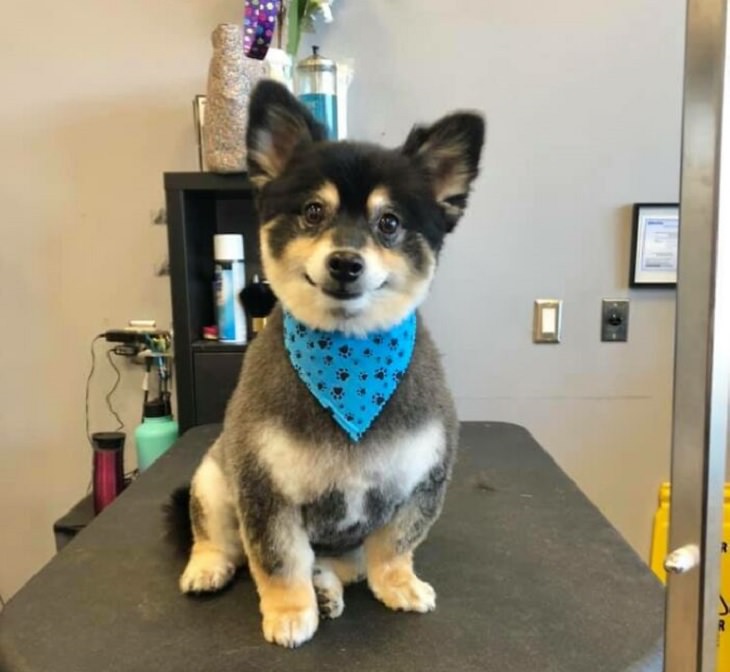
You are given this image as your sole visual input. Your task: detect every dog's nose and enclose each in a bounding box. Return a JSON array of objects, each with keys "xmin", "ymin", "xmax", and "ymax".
[{"xmin": 327, "ymin": 251, "xmax": 365, "ymax": 284}]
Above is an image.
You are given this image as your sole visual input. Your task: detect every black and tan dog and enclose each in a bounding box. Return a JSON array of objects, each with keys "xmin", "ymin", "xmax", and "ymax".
[{"xmin": 170, "ymin": 80, "xmax": 485, "ymax": 648}]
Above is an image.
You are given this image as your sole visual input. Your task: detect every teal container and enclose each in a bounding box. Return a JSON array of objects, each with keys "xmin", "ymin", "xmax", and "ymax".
[
  {"xmin": 295, "ymin": 46, "xmax": 339, "ymax": 139},
  {"xmin": 135, "ymin": 399, "xmax": 178, "ymax": 471}
]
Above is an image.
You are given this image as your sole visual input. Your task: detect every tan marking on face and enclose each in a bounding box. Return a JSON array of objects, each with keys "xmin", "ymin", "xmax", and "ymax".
[
  {"xmin": 261, "ymin": 214, "xmax": 437, "ymax": 335},
  {"xmin": 314, "ymin": 181, "xmax": 340, "ymax": 212},
  {"xmin": 367, "ymin": 186, "xmax": 392, "ymax": 218}
]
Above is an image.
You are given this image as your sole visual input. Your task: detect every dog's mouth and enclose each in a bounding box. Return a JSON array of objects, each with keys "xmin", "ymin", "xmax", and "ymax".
[
  {"xmin": 304, "ymin": 273, "xmax": 389, "ymax": 301},
  {"xmin": 304, "ymin": 273, "xmax": 363, "ymax": 300}
]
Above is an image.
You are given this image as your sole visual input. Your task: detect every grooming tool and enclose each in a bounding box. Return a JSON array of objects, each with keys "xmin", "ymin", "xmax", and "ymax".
[{"xmin": 239, "ymin": 274, "xmax": 277, "ymax": 335}]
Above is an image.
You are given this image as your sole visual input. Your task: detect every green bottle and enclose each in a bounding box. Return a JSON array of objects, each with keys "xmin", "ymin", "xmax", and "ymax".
[{"xmin": 135, "ymin": 398, "xmax": 179, "ymax": 471}]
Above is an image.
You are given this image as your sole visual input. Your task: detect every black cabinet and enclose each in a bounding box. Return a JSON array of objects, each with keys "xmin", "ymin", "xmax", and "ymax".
[{"xmin": 164, "ymin": 173, "xmax": 260, "ymax": 432}]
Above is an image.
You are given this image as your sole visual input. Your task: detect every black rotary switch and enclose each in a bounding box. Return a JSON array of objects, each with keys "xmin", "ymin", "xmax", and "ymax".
[{"xmin": 601, "ymin": 299, "xmax": 629, "ymax": 342}]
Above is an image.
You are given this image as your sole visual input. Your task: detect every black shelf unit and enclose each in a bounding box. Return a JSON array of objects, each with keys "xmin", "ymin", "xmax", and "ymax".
[{"xmin": 164, "ymin": 172, "xmax": 261, "ymax": 432}]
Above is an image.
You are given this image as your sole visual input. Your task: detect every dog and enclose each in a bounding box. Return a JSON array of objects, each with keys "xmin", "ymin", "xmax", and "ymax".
[{"xmin": 168, "ymin": 79, "xmax": 485, "ymax": 648}]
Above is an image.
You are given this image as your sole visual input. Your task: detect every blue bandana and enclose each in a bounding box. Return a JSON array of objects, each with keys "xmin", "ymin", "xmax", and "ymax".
[{"xmin": 283, "ymin": 311, "xmax": 417, "ymax": 442}]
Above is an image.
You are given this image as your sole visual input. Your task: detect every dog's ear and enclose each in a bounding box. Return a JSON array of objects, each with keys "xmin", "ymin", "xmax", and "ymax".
[
  {"xmin": 403, "ymin": 112, "xmax": 485, "ymax": 232},
  {"xmin": 246, "ymin": 80, "xmax": 326, "ymax": 188}
]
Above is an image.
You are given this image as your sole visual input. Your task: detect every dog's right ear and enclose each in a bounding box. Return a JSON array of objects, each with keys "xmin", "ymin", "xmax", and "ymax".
[{"xmin": 246, "ymin": 80, "xmax": 326, "ymax": 188}]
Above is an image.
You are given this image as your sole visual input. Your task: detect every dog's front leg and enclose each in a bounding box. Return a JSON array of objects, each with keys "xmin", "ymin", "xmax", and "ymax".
[
  {"xmin": 239, "ymin": 497, "xmax": 318, "ymax": 648},
  {"xmin": 364, "ymin": 466, "xmax": 448, "ymax": 613}
]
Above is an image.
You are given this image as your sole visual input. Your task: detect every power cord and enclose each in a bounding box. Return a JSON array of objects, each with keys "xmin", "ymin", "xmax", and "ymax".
[
  {"xmin": 104, "ymin": 348, "xmax": 124, "ymax": 432},
  {"xmin": 85, "ymin": 335, "xmax": 105, "ymax": 447},
  {"xmin": 85, "ymin": 335, "xmax": 126, "ymax": 447}
]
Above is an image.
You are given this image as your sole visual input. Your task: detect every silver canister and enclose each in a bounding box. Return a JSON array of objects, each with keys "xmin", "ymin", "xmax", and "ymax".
[{"xmin": 295, "ymin": 46, "xmax": 338, "ymax": 139}]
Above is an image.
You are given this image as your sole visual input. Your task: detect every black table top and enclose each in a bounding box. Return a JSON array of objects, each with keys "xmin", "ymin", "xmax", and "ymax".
[{"xmin": 0, "ymin": 422, "xmax": 664, "ymax": 672}]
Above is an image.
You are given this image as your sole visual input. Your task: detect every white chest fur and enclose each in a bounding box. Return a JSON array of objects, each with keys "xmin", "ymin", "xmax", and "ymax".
[{"xmin": 256, "ymin": 420, "xmax": 446, "ymax": 509}]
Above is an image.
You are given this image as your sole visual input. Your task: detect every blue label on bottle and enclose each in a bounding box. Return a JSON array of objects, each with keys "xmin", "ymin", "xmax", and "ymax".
[
  {"xmin": 215, "ymin": 261, "xmax": 246, "ymax": 343},
  {"xmin": 298, "ymin": 93, "xmax": 338, "ymax": 140},
  {"xmin": 215, "ymin": 265, "xmax": 235, "ymax": 341}
]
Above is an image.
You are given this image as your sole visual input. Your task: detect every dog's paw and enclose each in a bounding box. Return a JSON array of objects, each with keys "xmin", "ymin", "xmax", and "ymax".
[
  {"xmin": 179, "ymin": 549, "xmax": 235, "ymax": 593},
  {"xmin": 262, "ymin": 605, "xmax": 319, "ymax": 648},
  {"xmin": 313, "ymin": 567, "xmax": 345, "ymax": 619},
  {"xmin": 369, "ymin": 572, "xmax": 436, "ymax": 613}
]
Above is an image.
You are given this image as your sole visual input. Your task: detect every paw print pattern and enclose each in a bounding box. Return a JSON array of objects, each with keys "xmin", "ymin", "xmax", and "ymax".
[{"xmin": 283, "ymin": 311, "xmax": 417, "ymax": 442}]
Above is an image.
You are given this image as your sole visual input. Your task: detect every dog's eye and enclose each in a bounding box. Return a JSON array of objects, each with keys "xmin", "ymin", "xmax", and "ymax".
[
  {"xmin": 378, "ymin": 213, "xmax": 400, "ymax": 236},
  {"xmin": 303, "ymin": 202, "xmax": 325, "ymax": 226}
]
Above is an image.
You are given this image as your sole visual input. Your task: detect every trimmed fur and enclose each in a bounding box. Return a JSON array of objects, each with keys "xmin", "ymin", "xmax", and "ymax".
[{"xmin": 170, "ymin": 81, "xmax": 485, "ymax": 648}]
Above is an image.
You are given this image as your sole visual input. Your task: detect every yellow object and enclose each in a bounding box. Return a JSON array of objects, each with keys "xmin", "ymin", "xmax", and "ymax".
[{"xmin": 650, "ymin": 482, "xmax": 730, "ymax": 668}]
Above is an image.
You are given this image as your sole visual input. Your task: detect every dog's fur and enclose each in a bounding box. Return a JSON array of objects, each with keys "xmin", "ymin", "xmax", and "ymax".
[{"xmin": 171, "ymin": 80, "xmax": 485, "ymax": 648}]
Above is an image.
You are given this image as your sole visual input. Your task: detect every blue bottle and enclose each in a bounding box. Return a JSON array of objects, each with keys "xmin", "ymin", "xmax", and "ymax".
[{"xmin": 295, "ymin": 46, "xmax": 338, "ymax": 140}]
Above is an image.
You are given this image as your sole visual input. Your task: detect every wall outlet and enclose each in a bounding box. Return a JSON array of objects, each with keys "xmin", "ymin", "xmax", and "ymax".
[{"xmin": 601, "ymin": 299, "xmax": 629, "ymax": 342}]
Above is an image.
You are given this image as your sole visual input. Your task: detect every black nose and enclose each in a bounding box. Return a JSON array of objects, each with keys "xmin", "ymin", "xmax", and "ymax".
[{"xmin": 327, "ymin": 251, "xmax": 365, "ymax": 284}]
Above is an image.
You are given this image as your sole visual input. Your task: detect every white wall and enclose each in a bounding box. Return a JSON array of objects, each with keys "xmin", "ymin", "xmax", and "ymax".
[{"xmin": 0, "ymin": 0, "xmax": 683, "ymax": 600}]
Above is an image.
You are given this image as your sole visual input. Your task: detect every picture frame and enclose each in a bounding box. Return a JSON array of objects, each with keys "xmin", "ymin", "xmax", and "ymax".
[
  {"xmin": 193, "ymin": 95, "xmax": 208, "ymax": 172},
  {"xmin": 629, "ymin": 202, "xmax": 679, "ymax": 288}
]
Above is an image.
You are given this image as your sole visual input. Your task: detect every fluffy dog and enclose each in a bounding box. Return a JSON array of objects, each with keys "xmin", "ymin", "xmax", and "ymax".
[{"xmin": 171, "ymin": 80, "xmax": 485, "ymax": 648}]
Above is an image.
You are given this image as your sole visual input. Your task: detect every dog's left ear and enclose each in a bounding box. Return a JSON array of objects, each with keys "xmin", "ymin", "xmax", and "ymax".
[
  {"xmin": 246, "ymin": 80, "xmax": 326, "ymax": 188},
  {"xmin": 403, "ymin": 112, "xmax": 485, "ymax": 232}
]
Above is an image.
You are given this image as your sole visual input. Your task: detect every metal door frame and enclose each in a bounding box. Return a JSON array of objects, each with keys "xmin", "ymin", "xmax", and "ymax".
[{"xmin": 664, "ymin": 0, "xmax": 730, "ymax": 669}]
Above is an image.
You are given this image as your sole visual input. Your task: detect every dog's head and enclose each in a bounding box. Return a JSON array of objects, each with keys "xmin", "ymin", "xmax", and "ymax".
[{"xmin": 246, "ymin": 80, "xmax": 485, "ymax": 335}]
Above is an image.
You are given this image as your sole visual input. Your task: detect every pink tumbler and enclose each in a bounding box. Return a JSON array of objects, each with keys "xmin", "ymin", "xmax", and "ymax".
[{"xmin": 92, "ymin": 432, "xmax": 126, "ymax": 514}]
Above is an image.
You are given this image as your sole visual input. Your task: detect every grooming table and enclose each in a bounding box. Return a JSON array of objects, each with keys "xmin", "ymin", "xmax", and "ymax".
[{"xmin": 0, "ymin": 423, "xmax": 664, "ymax": 671}]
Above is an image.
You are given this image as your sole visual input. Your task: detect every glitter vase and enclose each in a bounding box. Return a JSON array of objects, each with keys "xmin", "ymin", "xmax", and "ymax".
[{"xmin": 204, "ymin": 24, "xmax": 263, "ymax": 173}]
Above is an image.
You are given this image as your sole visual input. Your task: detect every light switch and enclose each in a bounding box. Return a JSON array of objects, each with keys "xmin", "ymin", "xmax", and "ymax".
[{"xmin": 533, "ymin": 299, "xmax": 562, "ymax": 343}]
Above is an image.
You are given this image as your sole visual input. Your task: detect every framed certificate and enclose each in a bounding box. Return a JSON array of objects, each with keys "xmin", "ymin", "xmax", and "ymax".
[{"xmin": 629, "ymin": 203, "xmax": 679, "ymax": 287}]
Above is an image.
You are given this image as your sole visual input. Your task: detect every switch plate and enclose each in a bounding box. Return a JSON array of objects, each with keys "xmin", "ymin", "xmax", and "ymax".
[
  {"xmin": 601, "ymin": 299, "xmax": 629, "ymax": 342},
  {"xmin": 533, "ymin": 300, "xmax": 562, "ymax": 343}
]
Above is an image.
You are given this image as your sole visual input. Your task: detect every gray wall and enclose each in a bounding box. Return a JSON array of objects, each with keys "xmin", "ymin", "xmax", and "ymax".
[
  {"xmin": 0, "ymin": 0, "xmax": 683, "ymax": 599},
  {"xmin": 306, "ymin": 0, "xmax": 684, "ymax": 557}
]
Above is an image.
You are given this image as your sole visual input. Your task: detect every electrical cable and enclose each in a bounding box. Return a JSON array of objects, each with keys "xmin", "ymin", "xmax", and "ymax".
[
  {"xmin": 0, "ymin": 592, "xmax": 6, "ymax": 609},
  {"xmin": 85, "ymin": 335, "xmax": 105, "ymax": 447},
  {"xmin": 105, "ymin": 348, "xmax": 124, "ymax": 432}
]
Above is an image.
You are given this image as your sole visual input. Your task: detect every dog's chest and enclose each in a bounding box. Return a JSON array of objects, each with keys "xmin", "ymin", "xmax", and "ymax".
[{"xmin": 257, "ymin": 420, "xmax": 445, "ymax": 549}]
